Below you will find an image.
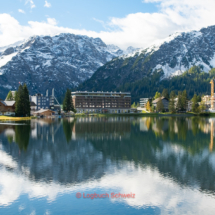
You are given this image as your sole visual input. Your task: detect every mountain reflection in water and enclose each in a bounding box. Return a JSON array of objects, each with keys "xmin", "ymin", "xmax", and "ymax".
[{"xmin": 0, "ymin": 117, "xmax": 215, "ymax": 214}]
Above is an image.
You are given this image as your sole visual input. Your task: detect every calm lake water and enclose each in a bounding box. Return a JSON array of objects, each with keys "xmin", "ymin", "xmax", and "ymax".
[{"xmin": 0, "ymin": 116, "xmax": 215, "ymax": 215}]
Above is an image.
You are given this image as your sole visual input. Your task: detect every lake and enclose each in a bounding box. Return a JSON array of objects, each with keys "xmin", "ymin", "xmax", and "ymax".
[{"xmin": 0, "ymin": 116, "xmax": 215, "ymax": 215}]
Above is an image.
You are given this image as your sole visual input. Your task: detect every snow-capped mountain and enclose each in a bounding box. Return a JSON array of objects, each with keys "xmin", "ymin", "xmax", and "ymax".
[
  {"xmin": 0, "ymin": 33, "xmax": 135, "ymax": 98},
  {"xmin": 79, "ymin": 25, "xmax": 215, "ymax": 92}
]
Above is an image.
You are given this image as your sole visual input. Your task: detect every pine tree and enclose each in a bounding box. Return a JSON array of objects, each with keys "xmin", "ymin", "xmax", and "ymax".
[
  {"xmin": 6, "ymin": 91, "xmax": 13, "ymax": 101},
  {"xmin": 192, "ymin": 94, "xmax": 199, "ymax": 113},
  {"xmin": 15, "ymin": 85, "xmax": 24, "ymax": 116},
  {"xmin": 177, "ymin": 91, "xmax": 183, "ymax": 112},
  {"xmin": 151, "ymin": 104, "xmax": 155, "ymax": 112},
  {"xmin": 154, "ymin": 92, "xmax": 161, "ymax": 99},
  {"xmin": 170, "ymin": 91, "xmax": 176, "ymax": 99},
  {"xmin": 197, "ymin": 95, "xmax": 201, "ymax": 102},
  {"xmin": 156, "ymin": 97, "xmax": 164, "ymax": 112},
  {"xmin": 169, "ymin": 95, "xmax": 176, "ymax": 113},
  {"xmin": 63, "ymin": 89, "xmax": 74, "ymax": 112},
  {"xmin": 182, "ymin": 90, "xmax": 188, "ymax": 111},
  {"xmin": 15, "ymin": 84, "xmax": 30, "ymax": 116},
  {"xmin": 23, "ymin": 84, "xmax": 31, "ymax": 116},
  {"xmin": 162, "ymin": 89, "xmax": 169, "ymax": 99}
]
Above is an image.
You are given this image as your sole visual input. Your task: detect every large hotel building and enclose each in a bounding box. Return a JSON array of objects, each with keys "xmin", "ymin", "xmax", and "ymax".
[{"xmin": 72, "ymin": 91, "xmax": 131, "ymax": 113}]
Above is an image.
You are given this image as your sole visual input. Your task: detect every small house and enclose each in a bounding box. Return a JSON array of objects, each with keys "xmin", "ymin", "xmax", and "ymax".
[
  {"xmin": 152, "ymin": 97, "xmax": 169, "ymax": 111},
  {"xmin": 0, "ymin": 100, "xmax": 16, "ymax": 116},
  {"xmin": 33, "ymin": 109, "xmax": 55, "ymax": 117}
]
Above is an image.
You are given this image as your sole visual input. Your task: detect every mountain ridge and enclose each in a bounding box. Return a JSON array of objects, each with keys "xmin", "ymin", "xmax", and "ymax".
[
  {"xmin": 0, "ymin": 33, "xmax": 138, "ymax": 99},
  {"xmin": 77, "ymin": 25, "xmax": 215, "ymax": 100}
]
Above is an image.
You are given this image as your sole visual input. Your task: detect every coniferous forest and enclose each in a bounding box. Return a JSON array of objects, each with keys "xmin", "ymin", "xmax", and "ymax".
[{"xmin": 116, "ymin": 66, "xmax": 214, "ymax": 102}]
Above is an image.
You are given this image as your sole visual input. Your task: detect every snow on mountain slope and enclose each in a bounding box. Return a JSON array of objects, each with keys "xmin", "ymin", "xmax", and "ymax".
[
  {"xmin": 120, "ymin": 26, "xmax": 215, "ymax": 78},
  {"xmin": 78, "ymin": 25, "xmax": 215, "ymax": 92},
  {"xmin": 0, "ymin": 33, "xmax": 136, "ymax": 98}
]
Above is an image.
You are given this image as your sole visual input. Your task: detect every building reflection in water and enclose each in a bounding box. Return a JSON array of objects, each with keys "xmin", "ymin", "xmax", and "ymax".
[{"xmin": 210, "ymin": 119, "xmax": 214, "ymax": 152}]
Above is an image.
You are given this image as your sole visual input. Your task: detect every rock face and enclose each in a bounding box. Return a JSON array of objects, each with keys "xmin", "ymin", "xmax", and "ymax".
[
  {"xmin": 0, "ymin": 33, "xmax": 135, "ymax": 99},
  {"xmin": 78, "ymin": 25, "xmax": 215, "ymax": 91}
]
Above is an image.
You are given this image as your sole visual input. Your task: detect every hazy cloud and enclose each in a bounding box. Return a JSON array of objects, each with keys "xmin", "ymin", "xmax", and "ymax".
[
  {"xmin": 18, "ymin": 9, "xmax": 25, "ymax": 14},
  {"xmin": 47, "ymin": 18, "xmax": 57, "ymax": 26},
  {"xmin": 44, "ymin": 1, "xmax": 51, "ymax": 8},
  {"xmin": 25, "ymin": 0, "xmax": 36, "ymax": 9}
]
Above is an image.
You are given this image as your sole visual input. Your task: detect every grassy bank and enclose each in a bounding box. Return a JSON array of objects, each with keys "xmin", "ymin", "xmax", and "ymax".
[
  {"xmin": 199, "ymin": 112, "xmax": 215, "ymax": 117},
  {"xmin": 158, "ymin": 112, "xmax": 197, "ymax": 117},
  {"xmin": 0, "ymin": 116, "xmax": 34, "ymax": 121}
]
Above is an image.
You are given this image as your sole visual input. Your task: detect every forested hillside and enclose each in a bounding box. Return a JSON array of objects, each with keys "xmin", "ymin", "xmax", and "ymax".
[{"xmin": 78, "ymin": 66, "xmax": 214, "ymax": 102}]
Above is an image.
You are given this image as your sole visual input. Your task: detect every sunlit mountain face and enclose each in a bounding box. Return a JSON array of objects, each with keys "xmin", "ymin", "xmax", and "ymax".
[{"xmin": 0, "ymin": 117, "xmax": 215, "ymax": 214}]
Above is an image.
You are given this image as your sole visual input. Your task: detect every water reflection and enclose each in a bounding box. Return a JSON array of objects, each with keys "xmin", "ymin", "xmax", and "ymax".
[{"xmin": 0, "ymin": 117, "xmax": 215, "ymax": 214}]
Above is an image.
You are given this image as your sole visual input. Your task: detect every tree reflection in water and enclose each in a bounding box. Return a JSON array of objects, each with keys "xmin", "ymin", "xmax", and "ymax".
[
  {"xmin": 0, "ymin": 117, "xmax": 215, "ymax": 192},
  {"xmin": 15, "ymin": 123, "xmax": 31, "ymax": 151}
]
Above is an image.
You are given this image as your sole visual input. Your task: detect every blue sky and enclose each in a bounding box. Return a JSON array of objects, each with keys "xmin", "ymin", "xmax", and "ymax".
[
  {"xmin": 0, "ymin": 0, "xmax": 157, "ymax": 31},
  {"xmin": 0, "ymin": 0, "xmax": 215, "ymax": 49}
]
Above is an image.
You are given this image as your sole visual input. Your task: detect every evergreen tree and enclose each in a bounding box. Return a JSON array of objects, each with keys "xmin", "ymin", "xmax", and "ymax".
[
  {"xmin": 162, "ymin": 89, "xmax": 169, "ymax": 99},
  {"xmin": 156, "ymin": 97, "xmax": 164, "ymax": 112},
  {"xmin": 169, "ymin": 95, "xmax": 176, "ymax": 113},
  {"xmin": 170, "ymin": 91, "xmax": 176, "ymax": 99},
  {"xmin": 23, "ymin": 84, "xmax": 31, "ymax": 116},
  {"xmin": 14, "ymin": 91, "xmax": 17, "ymax": 101},
  {"xmin": 177, "ymin": 91, "xmax": 183, "ymax": 112},
  {"xmin": 151, "ymin": 104, "xmax": 155, "ymax": 112},
  {"xmin": 197, "ymin": 95, "xmax": 201, "ymax": 102},
  {"xmin": 63, "ymin": 89, "xmax": 74, "ymax": 112},
  {"xmin": 154, "ymin": 92, "xmax": 161, "ymax": 99},
  {"xmin": 192, "ymin": 94, "xmax": 199, "ymax": 113},
  {"xmin": 15, "ymin": 85, "xmax": 24, "ymax": 116},
  {"xmin": 6, "ymin": 91, "xmax": 13, "ymax": 101},
  {"xmin": 182, "ymin": 90, "xmax": 188, "ymax": 111},
  {"xmin": 15, "ymin": 84, "xmax": 31, "ymax": 116}
]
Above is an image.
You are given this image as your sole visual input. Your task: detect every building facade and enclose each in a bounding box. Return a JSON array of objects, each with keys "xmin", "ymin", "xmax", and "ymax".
[
  {"xmin": 140, "ymin": 98, "xmax": 148, "ymax": 107},
  {"xmin": 0, "ymin": 101, "xmax": 16, "ymax": 116},
  {"xmin": 30, "ymin": 93, "xmax": 54, "ymax": 110},
  {"xmin": 72, "ymin": 91, "xmax": 131, "ymax": 113}
]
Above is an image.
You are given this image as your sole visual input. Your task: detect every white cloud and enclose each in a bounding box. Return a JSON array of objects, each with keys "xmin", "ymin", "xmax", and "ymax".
[
  {"xmin": 1, "ymin": 158, "xmax": 215, "ymax": 214},
  {"xmin": 44, "ymin": 1, "xmax": 51, "ymax": 8},
  {"xmin": 25, "ymin": 0, "xmax": 36, "ymax": 9},
  {"xmin": 47, "ymin": 18, "xmax": 57, "ymax": 26},
  {"xmin": 18, "ymin": 9, "xmax": 25, "ymax": 14},
  {"xmin": 1, "ymin": 0, "xmax": 215, "ymax": 49}
]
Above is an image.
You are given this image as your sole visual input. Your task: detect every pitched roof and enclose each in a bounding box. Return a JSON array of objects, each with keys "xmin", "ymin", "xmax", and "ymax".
[
  {"xmin": 152, "ymin": 97, "xmax": 169, "ymax": 104},
  {"xmin": 30, "ymin": 101, "xmax": 36, "ymax": 106},
  {"xmin": 33, "ymin": 109, "xmax": 55, "ymax": 114},
  {"xmin": 1, "ymin": 101, "xmax": 15, "ymax": 106}
]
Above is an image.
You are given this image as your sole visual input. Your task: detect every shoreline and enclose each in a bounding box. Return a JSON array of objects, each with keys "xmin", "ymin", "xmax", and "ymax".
[
  {"xmin": 0, "ymin": 116, "xmax": 34, "ymax": 121},
  {"xmin": 1, "ymin": 112, "xmax": 214, "ymax": 121}
]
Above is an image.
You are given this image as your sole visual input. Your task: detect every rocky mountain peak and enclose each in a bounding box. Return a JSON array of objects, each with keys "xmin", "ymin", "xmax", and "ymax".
[{"xmin": 0, "ymin": 33, "xmax": 137, "ymax": 99}]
